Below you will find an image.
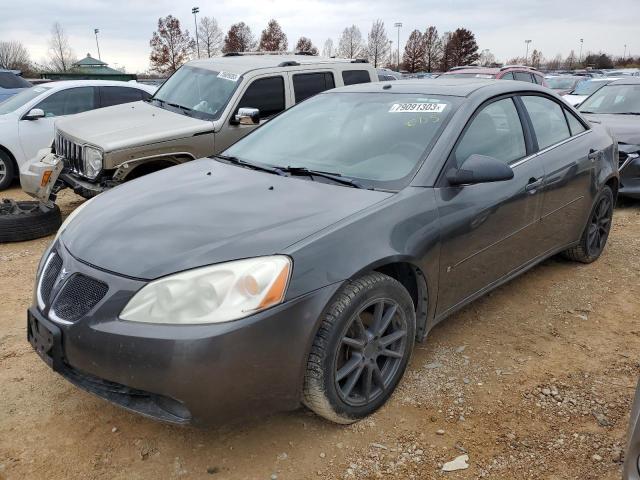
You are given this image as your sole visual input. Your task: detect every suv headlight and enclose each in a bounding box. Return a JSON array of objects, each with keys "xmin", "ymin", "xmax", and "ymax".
[
  {"xmin": 120, "ymin": 256, "xmax": 292, "ymax": 324},
  {"xmin": 83, "ymin": 146, "xmax": 103, "ymax": 179}
]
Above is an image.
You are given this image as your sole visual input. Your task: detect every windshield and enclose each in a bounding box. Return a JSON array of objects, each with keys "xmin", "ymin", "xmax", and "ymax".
[
  {"xmin": 546, "ymin": 77, "xmax": 579, "ymax": 90},
  {"xmin": 579, "ymin": 84, "xmax": 640, "ymax": 114},
  {"xmin": 571, "ymin": 80, "xmax": 608, "ymax": 96},
  {"xmin": 0, "ymin": 86, "xmax": 51, "ymax": 114},
  {"xmin": 225, "ymin": 92, "xmax": 458, "ymax": 190},
  {"xmin": 445, "ymin": 72, "xmax": 496, "ymax": 79},
  {"xmin": 0, "ymin": 72, "xmax": 31, "ymax": 89},
  {"xmin": 151, "ymin": 65, "xmax": 240, "ymax": 120}
]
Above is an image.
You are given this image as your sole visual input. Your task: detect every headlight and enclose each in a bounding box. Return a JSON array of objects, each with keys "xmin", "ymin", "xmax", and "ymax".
[
  {"xmin": 83, "ymin": 146, "xmax": 103, "ymax": 179},
  {"xmin": 53, "ymin": 197, "xmax": 93, "ymax": 243},
  {"xmin": 120, "ymin": 256, "xmax": 292, "ymax": 324}
]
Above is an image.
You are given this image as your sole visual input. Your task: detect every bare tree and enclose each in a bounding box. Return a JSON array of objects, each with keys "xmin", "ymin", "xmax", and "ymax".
[
  {"xmin": 403, "ymin": 29, "xmax": 426, "ymax": 73},
  {"xmin": 223, "ymin": 22, "xmax": 257, "ymax": 53},
  {"xmin": 198, "ymin": 16, "xmax": 223, "ymax": 58},
  {"xmin": 322, "ymin": 38, "xmax": 334, "ymax": 57},
  {"xmin": 48, "ymin": 22, "xmax": 76, "ymax": 72},
  {"xmin": 337, "ymin": 25, "xmax": 364, "ymax": 59},
  {"xmin": 0, "ymin": 41, "xmax": 31, "ymax": 71},
  {"xmin": 259, "ymin": 19, "xmax": 288, "ymax": 52},
  {"xmin": 565, "ymin": 50, "xmax": 577, "ymax": 69},
  {"xmin": 149, "ymin": 15, "xmax": 195, "ymax": 75},
  {"xmin": 546, "ymin": 53, "xmax": 563, "ymax": 70},
  {"xmin": 423, "ymin": 26, "xmax": 441, "ymax": 72},
  {"xmin": 530, "ymin": 49, "xmax": 543, "ymax": 68},
  {"xmin": 295, "ymin": 37, "xmax": 318, "ymax": 55},
  {"xmin": 439, "ymin": 31, "xmax": 454, "ymax": 71},
  {"xmin": 366, "ymin": 20, "xmax": 389, "ymax": 67},
  {"xmin": 478, "ymin": 49, "xmax": 496, "ymax": 66}
]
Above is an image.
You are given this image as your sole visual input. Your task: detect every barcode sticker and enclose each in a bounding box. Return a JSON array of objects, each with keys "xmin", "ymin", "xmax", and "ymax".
[
  {"xmin": 217, "ymin": 71, "xmax": 240, "ymax": 82},
  {"xmin": 389, "ymin": 103, "xmax": 447, "ymax": 113}
]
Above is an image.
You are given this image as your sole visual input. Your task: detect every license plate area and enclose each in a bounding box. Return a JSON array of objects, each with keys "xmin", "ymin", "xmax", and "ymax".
[{"xmin": 27, "ymin": 311, "xmax": 63, "ymax": 370}]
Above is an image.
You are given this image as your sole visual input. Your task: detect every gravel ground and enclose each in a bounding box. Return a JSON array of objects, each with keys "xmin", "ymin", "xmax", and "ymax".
[{"xmin": 1, "ymin": 185, "xmax": 639, "ymax": 480}]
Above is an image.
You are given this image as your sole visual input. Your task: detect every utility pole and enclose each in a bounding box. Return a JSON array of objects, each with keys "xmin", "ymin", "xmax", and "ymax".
[
  {"xmin": 623, "ymin": 44, "xmax": 627, "ymax": 61},
  {"xmin": 394, "ymin": 22, "xmax": 402, "ymax": 72},
  {"xmin": 388, "ymin": 40, "xmax": 393, "ymax": 67},
  {"xmin": 94, "ymin": 28, "xmax": 101, "ymax": 60},
  {"xmin": 524, "ymin": 39, "xmax": 532, "ymax": 65},
  {"xmin": 192, "ymin": 7, "xmax": 200, "ymax": 58},
  {"xmin": 579, "ymin": 38, "xmax": 584, "ymax": 65}
]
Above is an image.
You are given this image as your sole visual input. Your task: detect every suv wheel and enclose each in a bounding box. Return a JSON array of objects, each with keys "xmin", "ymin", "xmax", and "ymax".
[{"xmin": 303, "ymin": 272, "xmax": 415, "ymax": 424}]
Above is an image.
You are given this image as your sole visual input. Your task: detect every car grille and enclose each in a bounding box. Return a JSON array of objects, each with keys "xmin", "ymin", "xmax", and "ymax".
[
  {"xmin": 55, "ymin": 132, "xmax": 84, "ymax": 175},
  {"xmin": 51, "ymin": 274, "xmax": 109, "ymax": 322},
  {"xmin": 39, "ymin": 252, "xmax": 63, "ymax": 308}
]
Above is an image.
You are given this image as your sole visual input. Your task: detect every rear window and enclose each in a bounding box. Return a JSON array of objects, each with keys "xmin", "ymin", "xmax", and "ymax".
[
  {"xmin": 514, "ymin": 72, "xmax": 534, "ymax": 83},
  {"xmin": 342, "ymin": 70, "xmax": 371, "ymax": 86},
  {"xmin": 293, "ymin": 72, "xmax": 335, "ymax": 103},
  {"xmin": 522, "ymin": 96, "xmax": 571, "ymax": 149},
  {"xmin": 100, "ymin": 86, "xmax": 144, "ymax": 108},
  {"xmin": 0, "ymin": 72, "xmax": 31, "ymax": 89}
]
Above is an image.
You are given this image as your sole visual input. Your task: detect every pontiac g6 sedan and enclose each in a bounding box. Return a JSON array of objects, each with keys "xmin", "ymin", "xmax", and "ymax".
[{"xmin": 28, "ymin": 79, "xmax": 618, "ymax": 425}]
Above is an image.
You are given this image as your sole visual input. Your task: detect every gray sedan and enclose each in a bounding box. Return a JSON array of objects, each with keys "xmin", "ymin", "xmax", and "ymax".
[{"xmin": 27, "ymin": 79, "xmax": 618, "ymax": 425}]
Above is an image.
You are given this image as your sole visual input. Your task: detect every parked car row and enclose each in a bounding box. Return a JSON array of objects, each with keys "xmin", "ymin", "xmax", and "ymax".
[{"xmin": 23, "ymin": 58, "xmax": 621, "ymax": 427}]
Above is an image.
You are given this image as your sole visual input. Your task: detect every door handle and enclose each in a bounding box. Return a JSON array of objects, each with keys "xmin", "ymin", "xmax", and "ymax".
[
  {"xmin": 588, "ymin": 148, "xmax": 600, "ymax": 161},
  {"xmin": 525, "ymin": 177, "xmax": 543, "ymax": 193}
]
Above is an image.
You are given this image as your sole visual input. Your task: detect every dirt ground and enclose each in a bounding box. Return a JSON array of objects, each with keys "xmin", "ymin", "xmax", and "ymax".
[{"xmin": 1, "ymin": 184, "xmax": 639, "ymax": 480}]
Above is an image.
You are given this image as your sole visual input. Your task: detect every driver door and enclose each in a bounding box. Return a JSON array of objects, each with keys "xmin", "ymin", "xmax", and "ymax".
[
  {"xmin": 18, "ymin": 87, "xmax": 96, "ymax": 164},
  {"xmin": 434, "ymin": 96, "xmax": 546, "ymax": 316},
  {"xmin": 216, "ymin": 74, "xmax": 291, "ymax": 153}
]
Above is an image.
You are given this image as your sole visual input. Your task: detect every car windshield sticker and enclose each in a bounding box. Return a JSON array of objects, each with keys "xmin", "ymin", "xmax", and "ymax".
[
  {"xmin": 389, "ymin": 103, "xmax": 447, "ymax": 113},
  {"xmin": 217, "ymin": 71, "xmax": 240, "ymax": 82}
]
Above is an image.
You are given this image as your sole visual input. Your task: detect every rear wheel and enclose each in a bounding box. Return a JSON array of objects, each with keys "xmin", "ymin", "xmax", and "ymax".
[
  {"xmin": 563, "ymin": 186, "xmax": 614, "ymax": 263},
  {"xmin": 303, "ymin": 272, "xmax": 415, "ymax": 424},
  {"xmin": 0, "ymin": 151, "xmax": 16, "ymax": 191}
]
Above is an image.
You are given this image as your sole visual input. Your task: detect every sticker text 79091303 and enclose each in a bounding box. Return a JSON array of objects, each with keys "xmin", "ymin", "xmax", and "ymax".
[{"xmin": 389, "ymin": 103, "xmax": 447, "ymax": 113}]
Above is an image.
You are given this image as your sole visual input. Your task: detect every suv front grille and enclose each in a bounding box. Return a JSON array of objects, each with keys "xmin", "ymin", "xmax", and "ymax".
[
  {"xmin": 51, "ymin": 274, "xmax": 109, "ymax": 322},
  {"xmin": 38, "ymin": 252, "xmax": 63, "ymax": 308},
  {"xmin": 55, "ymin": 132, "xmax": 84, "ymax": 175}
]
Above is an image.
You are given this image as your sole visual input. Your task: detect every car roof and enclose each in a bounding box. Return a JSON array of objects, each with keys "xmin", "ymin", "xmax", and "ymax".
[
  {"xmin": 607, "ymin": 77, "xmax": 640, "ymax": 85},
  {"xmin": 187, "ymin": 55, "xmax": 371, "ymax": 75},
  {"xmin": 326, "ymin": 77, "xmax": 549, "ymax": 97},
  {"xmin": 30, "ymin": 79, "xmax": 155, "ymax": 93}
]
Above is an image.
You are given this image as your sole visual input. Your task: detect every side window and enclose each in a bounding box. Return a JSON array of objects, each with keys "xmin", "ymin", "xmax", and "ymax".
[
  {"xmin": 454, "ymin": 97, "xmax": 526, "ymax": 166},
  {"xmin": 100, "ymin": 87, "xmax": 143, "ymax": 108},
  {"xmin": 514, "ymin": 72, "xmax": 534, "ymax": 83},
  {"xmin": 500, "ymin": 72, "xmax": 514, "ymax": 80},
  {"xmin": 342, "ymin": 70, "xmax": 371, "ymax": 86},
  {"xmin": 533, "ymin": 74, "xmax": 543, "ymax": 85},
  {"xmin": 292, "ymin": 72, "xmax": 335, "ymax": 103},
  {"xmin": 521, "ymin": 96, "xmax": 571, "ymax": 149},
  {"xmin": 36, "ymin": 87, "xmax": 95, "ymax": 117},
  {"xmin": 236, "ymin": 76, "xmax": 285, "ymax": 119},
  {"xmin": 564, "ymin": 108, "xmax": 587, "ymax": 136}
]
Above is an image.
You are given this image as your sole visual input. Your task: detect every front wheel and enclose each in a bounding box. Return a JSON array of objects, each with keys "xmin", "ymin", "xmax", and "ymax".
[
  {"xmin": 0, "ymin": 151, "xmax": 16, "ymax": 191},
  {"xmin": 562, "ymin": 186, "xmax": 614, "ymax": 263},
  {"xmin": 303, "ymin": 272, "xmax": 416, "ymax": 424}
]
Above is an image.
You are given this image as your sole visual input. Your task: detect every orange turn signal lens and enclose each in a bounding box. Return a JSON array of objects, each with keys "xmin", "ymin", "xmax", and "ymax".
[
  {"xmin": 40, "ymin": 170, "xmax": 52, "ymax": 187},
  {"xmin": 258, "ymin": 261, "xmax": 291, "ymax": 309}
]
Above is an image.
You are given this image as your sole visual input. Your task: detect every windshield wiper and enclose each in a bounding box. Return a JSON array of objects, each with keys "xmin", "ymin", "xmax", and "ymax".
[
  {"xmin": 214, "ymin": 155, "xmax": 286, "ymax": 176},
  {"xmin": 280, "ymin": 166, "xmax": 364, "ymax": 189},
  {"xmin": 616, "ymin": 112, "xmax": 640, "ymax": 115}
]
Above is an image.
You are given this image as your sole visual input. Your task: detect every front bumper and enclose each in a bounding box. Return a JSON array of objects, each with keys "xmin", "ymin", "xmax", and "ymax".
[
  {"xmin": 19, "ymin": 149, "xmax": 64, "ymax": 203},
  {"xmin": 620, "ymin": 154, "xmax": 640, "ymax": 199},
  {"xmin": 28, "ymin": 243, "xmax": 342, "ymax": 425}
]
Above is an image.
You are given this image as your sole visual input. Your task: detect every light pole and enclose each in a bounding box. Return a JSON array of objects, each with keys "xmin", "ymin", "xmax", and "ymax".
[
  {"xmin": 394, "ymin": 22, "xmax": 402, "ymax": 72},
  {"xmin": 388, "ymin": 40, "xmax": 393, "ymax": 68},
  {"xmin": 94, "ymin": 28, "xmax": 101, "ymax": 60},
  {"xmin": 524, "ymin": 39, "xmax": 532, "ymax": 65},
  {"xmin": 579, "ymin": 38, "xmax": 584, "ymax": 65},
  {"xmin": 192, "ymin": 7, "xmax": 200, "ymax": 58},
  {"xmin": 623, "ymin": 44, "xmax": 627, "ymax": 61}
]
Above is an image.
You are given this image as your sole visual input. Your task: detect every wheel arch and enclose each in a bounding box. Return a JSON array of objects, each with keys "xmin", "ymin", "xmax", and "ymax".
[
  {"xmin": 121, "ymin": 155, "xmax": 192, "ymax": 180},
  {"xmin": 0, "ymin": 144, "xmax": 18, "ymax": 171}
]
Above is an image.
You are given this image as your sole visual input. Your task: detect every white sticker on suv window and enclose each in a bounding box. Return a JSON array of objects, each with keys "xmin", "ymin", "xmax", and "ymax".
[
  {"xmin": 389, "ymin": 103, "xmax": 447, "ymax": 113},
  {"xmin": 217, "ymin": 71, "xmax": 240, "ymax": 82}
]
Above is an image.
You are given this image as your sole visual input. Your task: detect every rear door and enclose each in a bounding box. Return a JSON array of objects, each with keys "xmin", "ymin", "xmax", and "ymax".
[
  {"xmin": 518, "ymin": 94, "xmax": 596, "ymax": 251},
  {"xmin": 216, "ymin": 74, "xmax": 289, "ymax": 152},
  {"xmin": 435, "ymin": 95, "xmax": 546, "ymax": 316}
]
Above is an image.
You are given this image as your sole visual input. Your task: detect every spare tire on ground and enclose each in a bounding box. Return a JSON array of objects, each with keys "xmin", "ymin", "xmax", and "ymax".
[{"xmin": 0, "ymin": 199, "xmax": 62, "ymax": 243}]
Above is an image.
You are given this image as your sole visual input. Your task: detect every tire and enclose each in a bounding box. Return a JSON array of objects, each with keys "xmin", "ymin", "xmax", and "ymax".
[
  {"xmin": 303, "ymin": 272, "xmax": 416, "ymax": 424},
  {"xmin": 0, "ymin": 199, "xmax": 62, "ymax": 243},
  {"xmin": 0, "ymin": 150, "xmax": 16, "ymax": 191},
  {"xmin": 562, "ymin": 186, "xmax": 614, "ymax": 263}
]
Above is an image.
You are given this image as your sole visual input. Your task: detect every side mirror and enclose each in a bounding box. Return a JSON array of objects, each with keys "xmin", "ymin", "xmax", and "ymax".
[
  {"xmin": 24, "ymin": 108, "xmax": 45, "ymax": 121},
  {"xmin": 446, "ymin": 154, "xmax": 514, "ymax": 186},
  {"xmin": 233, "ymin": 107, "xmax": 260, "ymax": 126}
]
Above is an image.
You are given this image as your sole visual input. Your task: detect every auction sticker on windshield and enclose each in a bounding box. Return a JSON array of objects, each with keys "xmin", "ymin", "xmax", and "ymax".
[
  {"xmin": 389, "ymin": 103, "xmax": 447, "ymax": 113},
  {"xmin": 217, "ymin": 71, "xmax": 240, "ymax": 82}
]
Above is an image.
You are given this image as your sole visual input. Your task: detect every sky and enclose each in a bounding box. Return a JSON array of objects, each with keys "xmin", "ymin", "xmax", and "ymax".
[{"xmin": 1, "ymin": 0, "xmax": 638, "ymax": 73}]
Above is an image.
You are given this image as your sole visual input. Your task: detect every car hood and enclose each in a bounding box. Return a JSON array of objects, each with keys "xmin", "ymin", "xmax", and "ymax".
[
  {"xmin": 55, "ymin": 101, "xmax": 213, "ymax": 152},
  {"xmin": 582, "ymin": 113, "xmax": 640, "ymax": 145},
  {"xmin": 62, "ymin": 159, "xmax": 392, "ymax": 280}
]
